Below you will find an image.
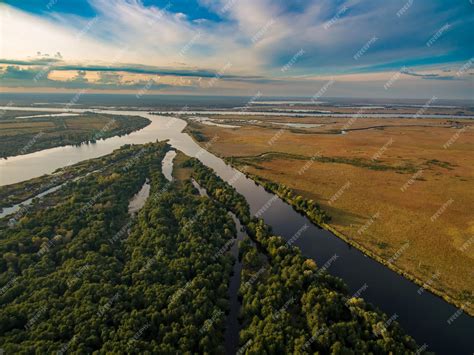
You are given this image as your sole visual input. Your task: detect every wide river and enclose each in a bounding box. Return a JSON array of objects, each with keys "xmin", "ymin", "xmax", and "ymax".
[{"xmin": 0, "ymin": 107, "xmax": 472, "ymax": 354}]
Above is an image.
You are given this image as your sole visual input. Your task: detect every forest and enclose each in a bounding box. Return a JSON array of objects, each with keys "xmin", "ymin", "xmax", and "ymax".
[
  {"xmin": 0, "ymin": 141, "xmax": 424, "ymax": 354},
  {"xmin": 0, "ymin": 144, "xmax": 158, "ymax": 209},
  {"xmin": 0, "ymin": 111, "xmax": 150, "ymax": 158},
  {"xmin": 0, "ymin": 142, "xmax": 236, "ymax": 353},
  {"xmin": 252, "ymin": 175, "xmax": 331, "ymax": 225},
  {"xmin": 188, "ymin": 158, "xmax": 423, "ymax": 354}
]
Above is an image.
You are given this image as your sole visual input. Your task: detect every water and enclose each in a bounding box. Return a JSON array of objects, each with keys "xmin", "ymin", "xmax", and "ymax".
[
  {"xmin": 0, "ymin": 106, "xmax": 472, "ymax": 354},
  {"xmin": 0, "ymin": 184, "xmax": 64, "ymax": 219},
  {"xmin": 162, "ymin": 150, "xmax": 177, "ymax": 182},
  {"xmin": 16, "ymin": 113, "xmax": 81, "ymax": 119},
  {"xmin": 155, "ymin": 110, "xmax": 474, "ymax": 120},
  {"xmin": 0, "ymin": 107, "xmax": 187, "ymax": 186},
  {"xmin": 192, "ymin": 179, "xmax": 208, "ymax": 197},
  {"xmin": 269, "ymin": 122, "xmax": 323, "ymax": 128},
  {"xmin": 225, "ymin": 213, "xmax": 245, "ymax": 355},
  {"xmin": 189, "ymin": 116, "xmax": 240, "ymax": 128},
  {"xmin": 192, "ymin": 179, "xmax": 243, "ymax": 355},
  {"xmin": 1, "ymin": 93, "xmax": 471, "ymax": 109},
  {"xmin": 128, "ymin": 180, "xmax": 151, "ymax": 215}
]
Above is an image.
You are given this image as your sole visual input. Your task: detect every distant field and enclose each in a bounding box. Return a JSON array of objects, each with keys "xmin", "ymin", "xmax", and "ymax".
[
  {"xmin": 0, "ymin": 110, "xmax": 150, "ymax": 158},
  {"xmin": 186, "ymin": 115, "xmax": 474, "ymax": 314}
]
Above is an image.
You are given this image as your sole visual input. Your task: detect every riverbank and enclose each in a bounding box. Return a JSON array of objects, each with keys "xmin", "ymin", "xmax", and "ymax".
[
  {"xmin": 0, "ymin": 111, "xmax": 151, "ymax": 159},
  {"xmin": 1, "ymin": 106, "xmax": 472, "ymax": 353},
  {"xmin": 243, "ymin": 171, "xmax": 473, "ymax": 317},
  {"xmin": 185, "ymin": 124, "xmax": 474, "ymax": 317}
]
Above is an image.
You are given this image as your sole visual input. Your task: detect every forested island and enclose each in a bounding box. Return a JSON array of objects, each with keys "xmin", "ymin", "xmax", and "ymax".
[
  {"xmin": 0, "ymin": 141, "xmax": 424, "ymax": 353},
  {"xmin": 0, "ymin": 111, "xmax": 150, "ymax": 158}
]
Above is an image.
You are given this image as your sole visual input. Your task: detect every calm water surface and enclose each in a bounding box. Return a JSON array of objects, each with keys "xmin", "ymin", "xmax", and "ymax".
[{"xmin": 0, "ymin": 106, "xmax": 472, "ymax": 354}]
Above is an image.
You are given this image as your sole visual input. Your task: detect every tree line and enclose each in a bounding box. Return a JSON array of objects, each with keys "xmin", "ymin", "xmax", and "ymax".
[
  {"xmin": 0, "ymin": 142, "xmax": 237, "ymax": 353},
  {"xmin": 188, "ymin": 158, "xmax": 424, "ymax": 354}
]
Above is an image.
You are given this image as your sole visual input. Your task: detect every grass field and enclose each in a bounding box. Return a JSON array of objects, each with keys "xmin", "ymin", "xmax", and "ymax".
[
  {"xmin": 185, "ymin": 115, "xmax": 474, "ymax": 314},
  {"xmin": 0, "ymin": 110, "xmax": 150, "ymax": 158}
]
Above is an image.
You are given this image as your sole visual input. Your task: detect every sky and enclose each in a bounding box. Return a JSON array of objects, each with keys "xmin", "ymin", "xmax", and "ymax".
[{"xmin": 0, "ymin": 0, "xmax": 473, "ymax": 99}]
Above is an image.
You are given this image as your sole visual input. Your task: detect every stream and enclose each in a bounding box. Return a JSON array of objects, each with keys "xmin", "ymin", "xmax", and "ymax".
[
  {"xmin": 192, "ymin": 179, "xmax": 244, "ymax": 355},
  {"xmin": 0, "ymin": 106, "xmax": 472, "ymax": 354}
]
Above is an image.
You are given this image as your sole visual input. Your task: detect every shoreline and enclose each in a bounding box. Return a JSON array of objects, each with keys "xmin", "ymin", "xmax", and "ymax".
[{"xmin": 185, "ymin": 125, "xmax": 474, "ymax": 318}]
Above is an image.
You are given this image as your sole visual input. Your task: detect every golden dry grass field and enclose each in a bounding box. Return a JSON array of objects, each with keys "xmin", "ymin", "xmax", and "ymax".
[{"xmin": 185, "ymin": 115, "xmax": 474, "ymax": 313}]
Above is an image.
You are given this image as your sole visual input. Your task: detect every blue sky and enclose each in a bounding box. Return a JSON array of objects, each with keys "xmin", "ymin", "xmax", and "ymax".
[{"xmin": 1, "ymin": 0, "xmax": 473, "ymax": 99}]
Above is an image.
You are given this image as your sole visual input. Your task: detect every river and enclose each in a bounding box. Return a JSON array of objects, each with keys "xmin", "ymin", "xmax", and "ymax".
[{"xmin": 0, "ymin": 106, "xmax": 472, "ymax": 354}]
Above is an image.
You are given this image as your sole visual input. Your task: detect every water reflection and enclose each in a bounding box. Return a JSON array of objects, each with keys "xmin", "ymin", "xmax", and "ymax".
[
  {"xmin": 128, "ymin": 179, "xmax": 150, "ymax": 215},
  {"xmin": 0, "ymin": 106, "xmax": 472, "ymax": 354},
  {"xmin": 162, "ymin": 150, "xmax": 177, "ymax": 182}
]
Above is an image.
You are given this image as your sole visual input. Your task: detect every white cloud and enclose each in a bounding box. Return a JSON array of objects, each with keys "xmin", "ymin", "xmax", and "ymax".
[
  {"xmin": 0, "ymin": 4, "xmax": 119, "ymax": 63},
  {"xmin": 1, "ymin": 0, "xmax": 472, "ymax": 99}
]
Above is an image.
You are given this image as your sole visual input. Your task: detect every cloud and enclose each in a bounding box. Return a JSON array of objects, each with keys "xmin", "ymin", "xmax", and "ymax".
[
  {"xmin": 0, "ymin": 58, "xmax": 63, "ymax": 66},
  {"xmin": 0, "ymin": 59, "xmax": 266, "ymax": 81},
  {"xmin": 1, "ymin": 0, "xmax": 473, "ymax": 99},
  {"xmin": 0, "ymin": 66, "xmax": 39, "ymax": 80},
  {"xmin": 0, "ymin": 66, "xmax": 176, "ymax": 91},
  {"xmin": 401, "ymin": 68, "xmax": 464, "ymax": 81},
  {"xmin": 97, "ymin": 72, "xmax": 122, "ymax": 85}
]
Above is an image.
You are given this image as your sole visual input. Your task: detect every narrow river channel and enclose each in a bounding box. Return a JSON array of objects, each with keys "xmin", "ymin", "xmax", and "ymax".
[{"xmin": 0, "ymin": 106, "xmax": 472, "ymax": 354}]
